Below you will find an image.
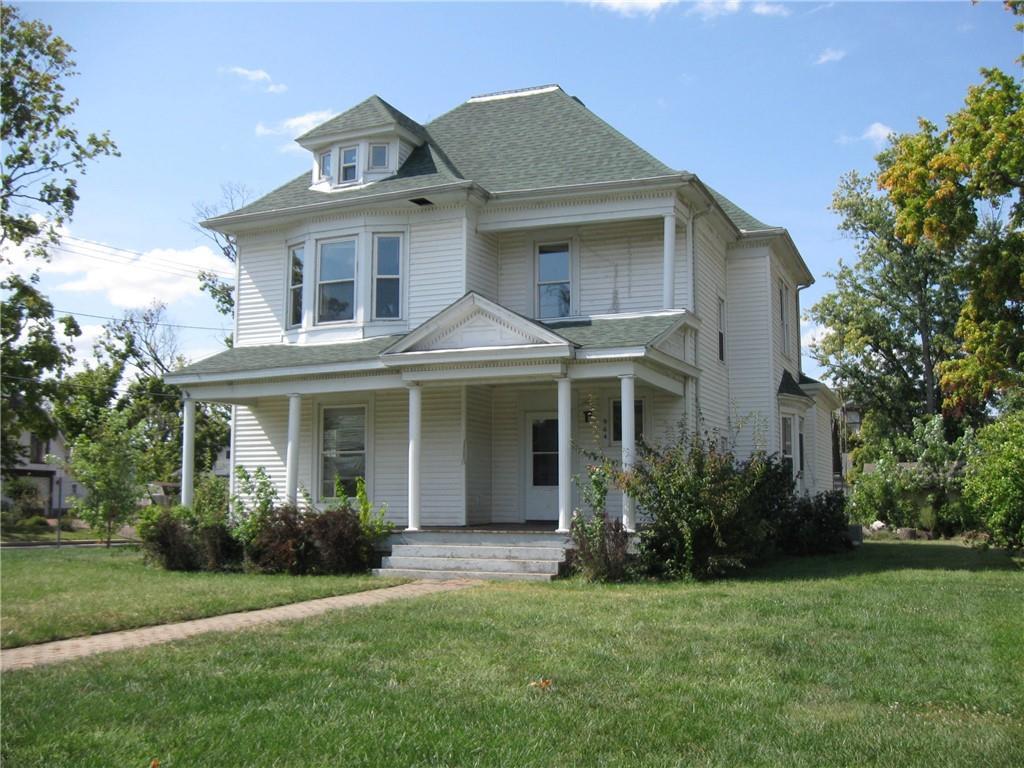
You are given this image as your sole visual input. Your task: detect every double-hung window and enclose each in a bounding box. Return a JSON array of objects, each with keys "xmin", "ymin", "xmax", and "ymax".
[
  {"xmin": 373, "ymin": 234, "xmax": 402, "ymax": 320},
  {"xmin": 318, "ymin": 151, "xmax": 332, "ymax": 182},
  {"xmin": 718, "ymin": 297, "xmax": 726, "ymax": 362},
  {"xmin": 320, "ymin": 407, "xmax": 365, "ymax": 499},
  {"xmin": 781, "ymin": 415, "xmax": 794, "ymax": 478},
  {"xmin": 317, "ymin": 238, "xmax": 356, "ymax": 323},
  {"xmin": 370, "ymin": 143, "xmax": 389, "ymax": 170},
  {"xmin": 341, "ymin": 146, "xmax": 358, "ymax": 182},
  {"xmin": 287, "ymin": 244, "xmax": 304, "ymax": 328},
  {"xmin": 779, "ymin": 279, "xmax": 791, "ymax": 356},
  {"xmin": 611, "ymin": 400, "xmax": 645, "ymax": 444},
  {"xmin": 536, "ymin": 243, "xmax": 571, "ymax": 319}
]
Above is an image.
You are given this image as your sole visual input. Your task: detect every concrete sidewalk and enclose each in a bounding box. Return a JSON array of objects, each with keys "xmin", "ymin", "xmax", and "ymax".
[{"xmin": 1, "ymin": 579, "xmax": 474, "ymax": 672}]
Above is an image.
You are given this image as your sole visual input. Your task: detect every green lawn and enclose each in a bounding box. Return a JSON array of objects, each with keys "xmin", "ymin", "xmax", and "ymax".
[
  {"xmin": 2, "ymin": 541, "xmax": 1021, "ymax": 768},
  {"xmin": 0, "ymin": 527, "xmax": 125, "ymax": 543},
  {"xmin": 0, "ymin": 547, "xmax": 405, "ymax": 648}
]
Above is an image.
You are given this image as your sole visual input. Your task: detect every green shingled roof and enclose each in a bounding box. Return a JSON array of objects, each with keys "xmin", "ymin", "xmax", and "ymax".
[
  {"xmin": 169, "ymin": 310, "xmax": 683, "ymax": 380},
  {"xmin": 545, "ymin": 314, "xmax": 681, "ymax": 348},
  {"xmin": 172, "ymin": 335, "xmax": 403, "ymax": 378},
  {"xmin": 209, "ymin": 85, "xmax": 776, "ymax": 236},
  {"xmin": 297, "ymin": 95, "xmax": 427, "ymax": 143}
]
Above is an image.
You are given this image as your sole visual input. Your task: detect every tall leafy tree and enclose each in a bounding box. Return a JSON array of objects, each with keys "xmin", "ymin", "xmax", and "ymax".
[
  {"xmin": 878, "ymin": 4, "xmax": 1023, "ymax": 409},
  {"xmin": 0, "ymin": 5, "xmax": 117, "ymax": 474},
  {"xmin": 809, "ymin": 171, "xmax": 962, "ymax": 431},
  {"xmin": 192, "ymin": 182, "xmax": 251, "ymax": 319}
]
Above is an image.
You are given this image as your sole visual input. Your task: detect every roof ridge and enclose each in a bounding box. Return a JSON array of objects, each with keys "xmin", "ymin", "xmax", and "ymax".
[{"xmin": 466, "ymin": 84, "xmax": 561, "ymax": 102}]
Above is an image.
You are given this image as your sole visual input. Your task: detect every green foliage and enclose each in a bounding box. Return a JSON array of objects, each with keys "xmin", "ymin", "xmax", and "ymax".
[
  {"xmin": 849, "ymin": 453, "xmax": 919, "ymax": 527},
  {"xmin": 809, "ymin": 171, "xmax": 961, "ymax": 425},
  {"xmin": 2, "ymin": 475, "xmax": 45, "ymax": 521},
  {"xmin": 246, "ymin": 503, "xmax": 379, "ymax": 575},
  {"xmin": 231, "ymin": 465, "xmax": 278, "ymax": 546},
  {"xmin": 51, "ymin": 361, "xmax": 124, "ymax": 442},
  {"xmin": 138, "ymin": 502, "xmax": 241, "ymax": 572},
  {"xmin": 0, "ymin": 5, "xmax": 119, "ymax": 254},
  {"xmin": 619, "ymin": 434, "xmax": 781, "ymax": 580},
  {"xmin": 63, "ymin": 411, "xmax": 144, "ymax": 546},
  {"xmin": 351, "ymin": 476, "xmax": 394, "ymax": 547},
  {"xmin": 775, "ymin": 491, "xmax": 850, "ymax": 557},
  {"xmin": 0, "ymin": 274, "xmax": 79, "ymax": 475},
  {"xmin": 192, "ymin": 472, "xmax": 230, "ymax": 528},
  {"xmin": 570, "ymin": 463, "xmax": 629, "ymax": 582},
  {"xmin": 963, "ymin": 411, "xmax": 1024, "ymax": 549}
]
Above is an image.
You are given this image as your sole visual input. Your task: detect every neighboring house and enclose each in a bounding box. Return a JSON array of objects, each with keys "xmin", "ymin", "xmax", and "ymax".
[
  {"xmin": 5, "ymin": 430, "xmax": 85, "ymax": 516},
  {"xmin": 166, "ymin": 85, "xmax": 840, "ymax": 577}
]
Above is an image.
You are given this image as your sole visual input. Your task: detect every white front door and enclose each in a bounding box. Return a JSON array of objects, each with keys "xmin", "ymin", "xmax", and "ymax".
[{"xmin": 525, "ymin": 411, "xmax": 559, "ymax": 521}]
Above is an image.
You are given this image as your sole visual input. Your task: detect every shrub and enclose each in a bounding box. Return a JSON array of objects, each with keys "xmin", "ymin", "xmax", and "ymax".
[
  {"xmin": 307, "ymin": 506, "xmax": 367, "ymax": 573},
  {"xmin": 192, "ymin": 473, "xmax": 230, "ymax": 528},
  {"xmin": 848, "ymin": 453, "xmax": 918, "ymax": 527},
  {"xmin": 138, "ymin": 506, "xmax": 200, "ymax": 571},
  {"xmin": 620, "ymin": 434, "xmax": 780, "ymax": 580},
  {"xmin": 246, "ymin": 505, "xmax": 317, "ymax": 575},
  {"xmin": 231, "ymin": 465, "xmax": 278, "ymax": 546},
  {"xmin": 775, "ymin": 491, "xmax": 850, "ymax": 556},
  {"xmin": 963, "ymin": 411, "xmax": 1024, "ymax": 549},
  {"xmin": 20, "ymin": 514, "xmax": 49, "ymax": 529},
  {"xmin": 570, "ymin": 464, "xmax": 630, "ymax": 582},
  {"xmin": 351, "ymin": 476, "xmax": 394, "ymax": 562}
]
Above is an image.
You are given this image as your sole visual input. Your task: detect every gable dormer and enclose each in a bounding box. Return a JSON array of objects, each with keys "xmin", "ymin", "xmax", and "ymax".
[{"xmin": 295, "ymin": 95, "xmax": 427, "ymax": 191}]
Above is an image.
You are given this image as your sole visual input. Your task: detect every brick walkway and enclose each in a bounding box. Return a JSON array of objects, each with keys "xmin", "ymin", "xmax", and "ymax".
[{"xmin": 1, "ymin": 580, "xmax": 474, "ymax": 672}]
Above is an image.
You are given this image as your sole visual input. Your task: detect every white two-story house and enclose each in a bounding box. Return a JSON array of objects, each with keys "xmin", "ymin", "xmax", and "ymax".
[{"xmin": 167, "ymin": 85, "xmax": 839, "ymax": 578}]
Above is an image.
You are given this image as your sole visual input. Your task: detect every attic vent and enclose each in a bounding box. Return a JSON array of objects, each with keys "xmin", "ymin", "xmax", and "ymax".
[{"xmin": 409, "ymin": 197, "xmax": 434, "ymax": 207}]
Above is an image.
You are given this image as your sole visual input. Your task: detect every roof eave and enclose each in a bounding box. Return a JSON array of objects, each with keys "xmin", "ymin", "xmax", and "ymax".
[
  {"xmin": 487, "ymin": 173, "xmax": 693, "ymax": 202},
  {"xmin": 201, "ymin": 180, "xmax": 483, "ymax": 233}
]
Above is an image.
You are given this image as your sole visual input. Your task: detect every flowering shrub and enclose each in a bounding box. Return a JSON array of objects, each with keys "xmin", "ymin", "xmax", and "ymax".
[{"xmin": 569, "ymin": 464, "xmax": 629, "ymax": 582}]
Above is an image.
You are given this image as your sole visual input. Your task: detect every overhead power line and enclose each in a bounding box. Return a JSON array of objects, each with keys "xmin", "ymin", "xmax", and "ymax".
[
  {"xmin": 5, "ymin": 302, "xmax": 230, "ymax": 332},
  {"xmin": 54, "ymin": 235, "xmax": 235, "ymax": 279}
]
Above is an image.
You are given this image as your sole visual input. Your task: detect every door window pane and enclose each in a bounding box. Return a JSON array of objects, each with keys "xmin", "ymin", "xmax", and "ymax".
[
  {"xmin": 321, "ymin": 408, "xmax": 365, "ymax": 499},
  {"xmin": 532, "ymin": 454, "xmax": 558, "ymax": 486},
  {"xmin": 532, "ymin": 419, "xmax": 558, "ymax": 452}
]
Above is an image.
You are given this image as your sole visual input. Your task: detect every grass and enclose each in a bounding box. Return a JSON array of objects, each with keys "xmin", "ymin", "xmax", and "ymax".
[
  {"xmin": 2, "ymin": 540, "xmax": 1021, "ymax": 767},
  {"xmin": 0, "ymin": 547, "xmax": 405, "ymax": 648}
]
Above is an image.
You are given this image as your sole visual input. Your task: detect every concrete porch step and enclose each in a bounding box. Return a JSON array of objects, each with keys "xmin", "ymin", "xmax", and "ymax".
[
  {"xmin": 372, "ymin": 567, "xmax": 555, "ymax": 582},
  {"xmin": 382, "ymin": 555, "xmax": 560, "ymax": 574},
  {"xmin": 390, "ymin": 543, "xmax": 566, "ymax": 561},
  {"xmin": 387, "ymin": 530, "xmax": 571, "ymax": 547}
]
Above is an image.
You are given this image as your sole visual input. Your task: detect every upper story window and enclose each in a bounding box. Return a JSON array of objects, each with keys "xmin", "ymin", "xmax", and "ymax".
[
  {"xmin": 373, "ymin": 234, "xmax": 402, "ymax": 320},
  {"xmin": 537, "ymin": 243, "xmax": 571, "ymax": 319},
  {"xmin": 369, "ymin": 143, "xmax": 389, "ymax": 170},
  {"xmin": 718, "ymin": 297, "xmax": 726, "ymax": 362},
  {"xmin": 340, "ymin": 146, "xmax": 358, "ymax": 183},
  {"xmin": 318, "ymin": 151, "xmax": 332, "ymax": 182},
  {"xmin": 288, "ymin": 244, "xmax": 304, "ymax": 328},
  {"xmin": 779, "ymin": 279, "xmax": 792, "ymax": 357},
  {"xmin": 317, "ymin": 238, "xmax": 356, "ymax": 323}
]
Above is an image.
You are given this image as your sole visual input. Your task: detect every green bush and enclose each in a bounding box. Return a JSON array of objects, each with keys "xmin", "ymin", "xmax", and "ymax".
[
  {"xmin": 848, "ymin": 453, "xmax": 919, "ymax": 527},
  {"xmin": 230, "ymin": 465, "xmax": 278, "ymax": 546},
  {"xmin": 246, "ymin": 505, "xmax": 317, "ymax": 575},
  {"xmin": 138, "ymin": 507, "xmax": 200, "ymax": 571},
  {"xmin": 775, "ymin": 491, "xmax": 850, "ymax": 556},
  {"xmin": 20, "ymin": 514, "xmax": 49, "ymax": 529},
  {"xmin": 307, "ymin": 506, "xmax": 368, "ymax": 573},
  {"xmin": 963, "ymin": 411, "xmax": 1024, "ymax": 549},
  {"xmin": 620, "ymin": 434, "xmax": 780, "ymax": 580},
  {"xmin": 570, "ymin": 464, "xmax": 629, "ymax": 582}
]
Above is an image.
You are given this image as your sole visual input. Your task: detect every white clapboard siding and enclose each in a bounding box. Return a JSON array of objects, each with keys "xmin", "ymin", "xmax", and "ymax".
[
  {"xmin": 497, "ymin": 230, "xmax": 531, "ymax": 315},
  {"xmin": 726, "ymin": 248, "xmax": 773, "ymax": 459},
  {"xmin": 373, "ymin": 389, "xmax": 409, "ymax": 526},
  {"xmin": 408, "ymin": 216, "xmax": 466, "ymax": 326},
  {"xmin": 236, "ymin": 232, "xmax": 286, "ymax": 346},
  {"xmin": 420, "ymin": 388, "xmax": 466, "ymax": 526},
  {"xmin": 813, "ymin": 396, "xmax": 835, "ymax": 494},
  {"xmin": 233, "ymin": 400, "xmax": 288, "ymax": 499},
  {"xmin": 465, "ymin": 386, "xmax": 493, "ymax": 525},
  {"xmin": 771, "ymin": 257, "xmax": 801, "ymax": 391},
  {"xmin": 674, "ymin": 219, "xmax": 691, "ymax": 311},
  {"xmin": 694, "ymin": 220, "xmax": 730, "ymax": 436},
  {"xmin": 465, "ymin": 224, "xmax": 499, "ymax": 301}
]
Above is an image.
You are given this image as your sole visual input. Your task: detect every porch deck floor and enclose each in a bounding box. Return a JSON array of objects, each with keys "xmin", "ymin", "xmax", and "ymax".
[{"xmin": 419, "ymin": 522, "xmax": 559, "ymax": 533}]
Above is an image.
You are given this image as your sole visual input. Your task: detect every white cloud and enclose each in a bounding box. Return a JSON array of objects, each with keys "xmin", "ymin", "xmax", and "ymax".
[
  {"xmin": 801, "ymin": 319, "xmax": 829, "ymax": 351},
  {"xmin": 836, "ymin": 121, "xmax": 894, "ymax": 148},
  {"xmin": 815, "ymin": 47, "xmax": 847, "ymax": 65},
  {"xmin": 861, "ymin": 121, "xmax": 894, "ymax": 147},
  {"xmin": 688, "ymin": 0, "xmax": 741, "ymax": 20},
  {"xmin": 589, "ymin": 0, "xmax": 678, "ymax": 17},
  {"xmin": 752, "ymin": 2, "xmax": 791, "ymax": 17},
  {"xmin": 222, "ymin": 65, "xmax": 287, "ymax": 94},
  {"xmin": 255, "ymin": 109, "xmax": 339, "ymax": 153}
]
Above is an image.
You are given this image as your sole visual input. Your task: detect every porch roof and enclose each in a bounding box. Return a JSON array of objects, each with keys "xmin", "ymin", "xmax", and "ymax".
[{"xmin": 166, "ymin": 312, "xmax": 686, "ymax": 383}]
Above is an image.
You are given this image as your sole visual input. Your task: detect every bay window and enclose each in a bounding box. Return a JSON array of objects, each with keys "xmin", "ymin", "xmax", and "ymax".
[
  {"xmin": 287, "ymin": 244, "xmax": 304, "ymax": 328},
  {"xmin": 341, "ymin": 146, "xmax": 358, "ymax": 182},
  {"xmin": 317, "ymin": 238, "xmax": 356, "ymax": 323},
  {"xmin": 373, "ymin": 234, "xmax": 402, "ymax": 320},
  {"xmin": 318, "ymin": 151, "xmax": 332, "ymax": 182},
  {"xmin": 321, "ymin": 406, "xmax": 365, "ymax": 499}
]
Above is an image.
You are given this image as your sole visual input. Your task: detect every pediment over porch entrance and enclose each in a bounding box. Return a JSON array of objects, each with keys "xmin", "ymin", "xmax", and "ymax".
[{"xmin": 382, "ymin": 293, "xmax": 573, "ymax": 358}]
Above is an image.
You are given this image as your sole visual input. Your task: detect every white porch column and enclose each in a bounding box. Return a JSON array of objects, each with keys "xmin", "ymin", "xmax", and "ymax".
[
  {"xmin": 285, "ymin": 393, "xmax": 301, "ymax": 505},
  {"xmin": 407, "ymin": 383, "xmax": 422, "ymax": 531},
  {"xmin": 181, "ymin": 397, "xmax": 196, "ymax": 507},
  {"xmin": 620, "ymin": 374, "xmax": 636, "ymax": 532},
  {"xmin": 557, "ymin": 377, "xmax": 572, "ymax": 533},
  {"xmin": 662, "ymin": 212, "xmax": 677, "ymax": 309}
]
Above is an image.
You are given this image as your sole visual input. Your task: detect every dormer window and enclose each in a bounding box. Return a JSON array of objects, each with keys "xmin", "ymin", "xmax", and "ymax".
[
  {"xmin": 370, "ymin": 143, "xmax": 389, "ymax": 170},
  {"xmin": 318, "ymin": 151, "xmax": 332, "ymax": 181},
  {"xmin": 341, "ymin": 146, "xmax": 358, "ymax": 183}
]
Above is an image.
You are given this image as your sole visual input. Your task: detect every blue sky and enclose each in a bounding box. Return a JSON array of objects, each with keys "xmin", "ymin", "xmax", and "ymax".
[{"xmin": 10, "ymin": 1, "xmax": 1022, "ymax": 375}]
